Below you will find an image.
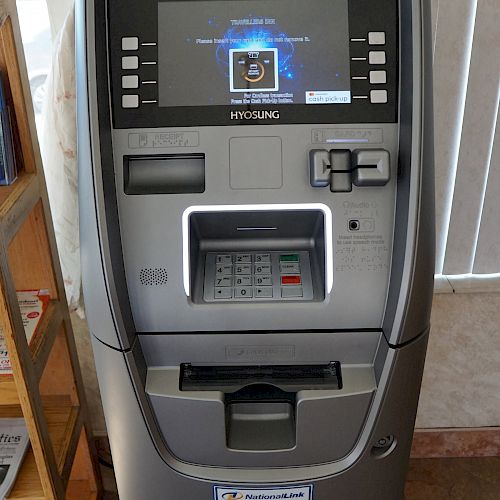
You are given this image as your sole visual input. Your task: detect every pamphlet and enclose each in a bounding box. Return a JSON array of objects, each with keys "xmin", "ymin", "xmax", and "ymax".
[
  {"xmin": 0, "ymin": 418, "xmax": 29, "ymax": 499},
  {"xmin": 0, "ymin": 290, "xmax": 50, "ymax": 375}
]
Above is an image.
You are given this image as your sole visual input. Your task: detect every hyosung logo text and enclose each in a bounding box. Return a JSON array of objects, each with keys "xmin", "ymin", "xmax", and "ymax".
[{"xmin": 230, "ymin": 110, "xmax": 281, "ymax": 121}]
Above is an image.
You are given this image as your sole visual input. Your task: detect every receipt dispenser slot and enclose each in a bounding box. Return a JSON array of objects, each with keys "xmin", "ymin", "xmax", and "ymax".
[{"xmin": 124, "ymin": 154, "xmax": 205, "ymax": 195}]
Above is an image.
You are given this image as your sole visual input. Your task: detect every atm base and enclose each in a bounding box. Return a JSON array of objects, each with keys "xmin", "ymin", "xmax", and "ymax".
[{"xmin": 93, "ymin": 330, "xmax": 428, "ymax": 500}]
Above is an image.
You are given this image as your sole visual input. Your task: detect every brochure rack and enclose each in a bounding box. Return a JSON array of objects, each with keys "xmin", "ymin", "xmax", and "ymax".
[{"xmin": 0, "ymin": 12, "xmax": 102, "ymax": 500}]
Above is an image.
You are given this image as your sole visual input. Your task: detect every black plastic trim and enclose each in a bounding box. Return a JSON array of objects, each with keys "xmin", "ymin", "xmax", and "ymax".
[{"xmin": 108, "ymin": 0, "xmax": 398, "ymax": 128}]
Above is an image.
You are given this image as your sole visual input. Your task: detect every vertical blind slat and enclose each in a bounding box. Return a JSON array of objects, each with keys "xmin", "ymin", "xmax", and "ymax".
[
  {"xmin": 433, "ymin": 0, "xmax": 478, "ymax": 274},
  {"xmin": 441, "ymin": 0, "xmax": 499, "ymax": 275},
  {"xmin": 473, "ymin": 113, "xmax": 500, "ymax": 274}
]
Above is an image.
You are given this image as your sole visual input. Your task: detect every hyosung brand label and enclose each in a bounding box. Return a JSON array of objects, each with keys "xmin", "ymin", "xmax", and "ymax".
[{"xmin": 214, "ymin": 486, "xmax": 313, "ymax": 500}]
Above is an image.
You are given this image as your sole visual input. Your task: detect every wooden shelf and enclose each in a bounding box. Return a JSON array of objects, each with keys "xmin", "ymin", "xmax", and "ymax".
[
  {"xmin": 0, "ymin": 9, "xmax": 102, "ymax": 500},
  {"xmin": 5, "ymin": 396, "xmax": 81, "ymax": 499},
  {"xmin": 0, "ymin": 171, "xmax": 40, "ymax": 244},
  {"xmin": 8, "ymin": 444, "xmax": 44, "ymax": 500},
  {"xmin": 0, "ymin": 376, "xmax": 19, "ymax": 405},
  {"xmin": 0, "ymin": 300, "xmax": 62, "ymax": 407},
  {"xmin": 31, "ymin": 300, "xmax": 63, "ymax": 381}
]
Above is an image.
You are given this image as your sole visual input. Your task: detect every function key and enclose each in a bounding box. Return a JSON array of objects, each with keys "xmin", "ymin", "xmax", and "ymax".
[
  {"xmin": 254, "ymin": 276, "xmax": 272, "ymax": 286},
  {"xmin": 122, "ymin": 37, "xmax": 139, "ymax": 51},
  {"xmin": 280, "ymin": 254, "xmax": 300, "ymax": 262},
  {"xmin": 215, "ymin": 276, "xmax": 232, "ymax": 287},
  {"xmin": 235, "ymin": 264, "xmax": 252, "ymax": 275},
  {"xmin": 255, "ymin": 287, "xmax": 273, "ymax": 298},
  {"xmin": 370, "ymin": 90, "xmax": 388, "ymax": 104},
  {"xmin": 235, "ymin": 287, "xmax": 253, "ymax": 298},
  {"xmin": 235, "ymin": 254, "xmax": 252, "ymax": 263},
  {"xmin": 255, "ymin": 264, "xmax": 272, "ymax": 275},
  {"xmin": 369, "ymin": 70, "xmax": 387, "ymax": 84},
  {"xmin": 122, "ymin": 75, "xmax": 139, "ymax": 89},
  {"xmin": 216, "ymin": 254, "xmax": 232, "ymax": 264},
  {"xmin": 122, "ymin": 56, "xmax": 139, "ymax": 70},
  {"xmin": 368, "ymin": 32, "xmax": 386, "ymax": 45},
  {"xmin": 215, "ymin": 288, "xmax": 233, "ymax": 299},
  {"xmin": 281, "ymin": 275, "xmax": 302, "ymax": 286},
  {"xmin": 281, "ymin": 286, "xmax": 303, "ymax": 298},
  {"xmin": 369, "ymin": 51, "xmax": 386, "ymax": 65},
  {"xmin": 280, "ymin": 262, "xmax": 300, "ymax": 274},
  {"xmin": 216, "ymin": 265, "xmax": 233, "ymax": 275},
  {"xmin": 235, "ymin": 276, "xmax": 252, "ymax": 286},
  {"xmin": 255, "ymin": 254, "xmax": 271, "ymax": 263},
  {"xmin": 122, "ymin": 95, "xmax": 139, "ymax": 109}
]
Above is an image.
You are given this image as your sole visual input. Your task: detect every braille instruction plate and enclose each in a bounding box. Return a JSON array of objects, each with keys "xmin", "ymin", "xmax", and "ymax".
[
  {"xmin": 203, "ymin": 251, "xmax": 314, "ymax": 303},
  {"xmin": 213, "ymin": 485, "xmax": 313, "ymax": 500}
]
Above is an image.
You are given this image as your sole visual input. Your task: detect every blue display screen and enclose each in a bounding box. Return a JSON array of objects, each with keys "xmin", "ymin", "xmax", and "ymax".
[{"xmin": 158, "ymin": 0, "xmax": 351, "ymax": 107}]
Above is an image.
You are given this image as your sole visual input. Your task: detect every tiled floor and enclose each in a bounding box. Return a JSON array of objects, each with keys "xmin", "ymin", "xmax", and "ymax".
[
  {"xmin": 101, "ymin": 457, "xmax": 500, "ymax": 499},
  {"xmin": 405, "ymin": 458, "xmax": 500, "ymax": 499}
]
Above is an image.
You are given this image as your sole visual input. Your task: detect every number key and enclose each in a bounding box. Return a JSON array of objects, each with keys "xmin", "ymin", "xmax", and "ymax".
[
  {"xmin": 235, "ymin": 287, "xmax": 253, "ymax": 298},
  {"xmin": 235, "ymin": 264, "xmax": 252, "ymax": 275},
  {"xmin": 254, "ymin": 276, "xmax": 272, "ymax": 286},
  {"xmin": 216, "ymin": 265, "xmax": 233, "ymax": 275},
  {"xmin": 235, "ymin": 254, "xmax": 252, "ymax": 263},
  {"xmin": 235, "ymin": 276, "xmax": 252, "ymax": 286},
  {"xmin": 255, "ymin": 253, "xmax": 271, "ymax": 263},
  {"xmin": 255, "ymin": 264, "xmax": 272, "ymax": 275},
  {"xmin": 215, "ymin": 276, "xmax": 232, "ymax": 287}
]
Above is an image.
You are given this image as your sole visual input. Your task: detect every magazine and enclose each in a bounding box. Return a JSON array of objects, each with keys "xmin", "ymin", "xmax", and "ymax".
[
  {"xmin": 0, "ymin": 290, "xmax": 50, "ymax": 376},
  {"xmin": 0, "ymin": 418, "xmax": 29, "ymax": 499}
]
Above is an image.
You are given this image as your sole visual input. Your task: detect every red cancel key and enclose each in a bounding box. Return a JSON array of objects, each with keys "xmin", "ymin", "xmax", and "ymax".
[{"xmin": 281, "ymin": 275, "xmax": 302, "ymax": 285}]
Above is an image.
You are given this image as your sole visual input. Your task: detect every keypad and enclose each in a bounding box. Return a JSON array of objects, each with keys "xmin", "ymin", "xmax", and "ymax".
[{"xmin": 203, "ymin": 251, "xmax": 314, "ymax": 302}]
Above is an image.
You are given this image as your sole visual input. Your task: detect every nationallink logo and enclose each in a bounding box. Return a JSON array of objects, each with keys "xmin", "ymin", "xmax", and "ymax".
[
  {"xmin": 220, "ymin": 492, "xmax": 305, "ymax": 499},
  {"xmin": 230, "ymin": 110, "xmax": 280, "ymax": 120},
  {"xmin": 222, "ymin": 494, "xmax": 244, "ymax": 500}
]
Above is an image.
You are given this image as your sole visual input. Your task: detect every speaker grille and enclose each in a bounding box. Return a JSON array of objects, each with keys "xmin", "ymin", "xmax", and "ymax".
[{"xmin": 140, "ymin": 268, "xmax": 168, "ymax": 286}]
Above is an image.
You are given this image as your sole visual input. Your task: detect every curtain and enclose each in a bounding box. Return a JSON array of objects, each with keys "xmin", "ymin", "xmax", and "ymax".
[{"xmin": 40, "ymin": 5, "xmax": 81, "ymax": 312}]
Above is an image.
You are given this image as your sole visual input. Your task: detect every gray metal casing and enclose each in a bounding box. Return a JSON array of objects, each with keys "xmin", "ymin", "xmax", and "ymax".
[{"xmin": 77, "ymin": 0, "xmax": 434, "ymax": 498}]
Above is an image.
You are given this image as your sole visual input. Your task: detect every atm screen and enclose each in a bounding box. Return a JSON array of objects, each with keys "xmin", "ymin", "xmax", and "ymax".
[{"xmin": 158, "ymin": 0, "xmax": 351, "ymax": 108}]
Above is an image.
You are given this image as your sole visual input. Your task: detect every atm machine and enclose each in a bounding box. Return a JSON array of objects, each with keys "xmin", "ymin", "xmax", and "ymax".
[{"xmin": 77, "ymin": 0, "xmax": 434, "ymax": 498}]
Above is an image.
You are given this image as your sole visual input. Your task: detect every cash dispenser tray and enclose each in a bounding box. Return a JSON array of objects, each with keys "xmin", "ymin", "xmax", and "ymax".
[
  {"xmin": 146, "ymin": 361, "xmax": 375, "ymax": 466},
  {"xmin": 226, "ymin": 385, "xmax": 296, "ymax": 451},
  {"xmin": 181, "ymin": 363, "xmax": 342, "ymax": 451}
]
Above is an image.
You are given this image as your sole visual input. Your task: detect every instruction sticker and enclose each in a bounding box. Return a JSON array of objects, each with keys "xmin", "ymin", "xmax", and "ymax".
[{"xmin": 214, "ymin": 486, "xmax": 313, "ymax": 500}]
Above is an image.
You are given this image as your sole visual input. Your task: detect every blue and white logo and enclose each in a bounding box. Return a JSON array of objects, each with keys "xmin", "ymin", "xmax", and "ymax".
[{"xmin": 214, "ymin": 486, "xmax": 313, "ymax": 500}]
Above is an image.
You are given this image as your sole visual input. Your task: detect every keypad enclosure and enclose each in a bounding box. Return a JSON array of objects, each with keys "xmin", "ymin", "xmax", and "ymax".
[{"xmin": 203, "ymin": 251, "xmax": 314, "ymax": 302}]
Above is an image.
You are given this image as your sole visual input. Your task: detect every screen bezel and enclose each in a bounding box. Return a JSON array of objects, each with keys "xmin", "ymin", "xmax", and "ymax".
[{"xmin": 107, "ymin": 0, "xmax": 398, "ymax": 128}]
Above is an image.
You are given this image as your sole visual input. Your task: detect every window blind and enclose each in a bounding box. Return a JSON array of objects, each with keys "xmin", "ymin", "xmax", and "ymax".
[{"xmin": 432, "ymin": 0, "xmax": 500, "ymax": 292}]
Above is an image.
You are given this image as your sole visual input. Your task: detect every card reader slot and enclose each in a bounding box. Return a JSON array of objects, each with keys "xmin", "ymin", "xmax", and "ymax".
[
  {"xmin": 124, "ymin": 154, "xmax": 205, "ymax": 195},
  {"xmin": 180, "ymin": 362, "xmax": 342, "ymax": 392}
]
